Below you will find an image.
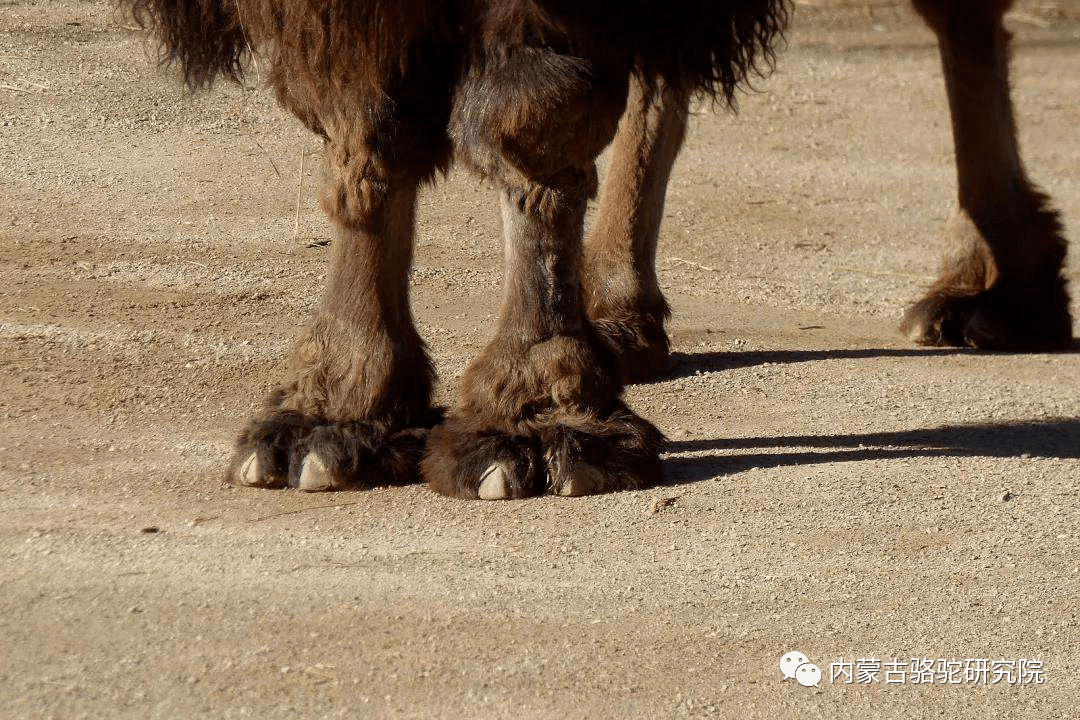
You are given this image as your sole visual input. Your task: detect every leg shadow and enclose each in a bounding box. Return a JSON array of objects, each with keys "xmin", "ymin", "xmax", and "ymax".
[
  {"xmin": 649, "ymin": 341, "xmax": 1080, "ymax": 381},
  {"xmin": 658, "ymin": 347, "xmax": 969, "ymax": 381},
  {"xmin": 661, "ymin": 418, "xmax": 1080, "ymax": 486}
]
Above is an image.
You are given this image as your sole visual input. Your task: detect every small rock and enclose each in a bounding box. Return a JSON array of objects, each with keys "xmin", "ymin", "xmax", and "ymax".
[
  {"xmin": 141, "ymin": 526, "xmax": 160, "ymax": 534},
  {"xmin": 651, "ymin": 496, "xmax": 678, "ymax": 514},
  {"xmin": 999, "ymin": 491, "xmax": 1013, "ymax": 502}
]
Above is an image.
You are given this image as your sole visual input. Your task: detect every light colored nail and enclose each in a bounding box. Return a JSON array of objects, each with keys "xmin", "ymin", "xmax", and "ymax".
[
  {"xmin": 238, "ymin": 453, "xmax": 261, "ymax": 486},
  {"xmin": 478, "ymin": 464, "xmax": 510, "ymax": 500},
  {"xmin": 297, "ymin": 453, "xmax": 333, "ymax": 492}
]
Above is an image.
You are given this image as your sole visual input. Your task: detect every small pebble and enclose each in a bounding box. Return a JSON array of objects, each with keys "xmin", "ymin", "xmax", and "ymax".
[{"xmin": 651, "ymin": 496, "xmax": 678, "ymax": 514}]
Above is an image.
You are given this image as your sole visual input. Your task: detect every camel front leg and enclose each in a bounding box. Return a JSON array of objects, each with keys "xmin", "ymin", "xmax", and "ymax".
[
  {"xmin": 425, "ymin": 53, "xmax": 664, "ymax": 499},
  {"xmin": 583, "ymin": 74, "xmax": 690, "ymax": 383},
  {"xmin": 424, "ymin": 171, "xmax": 664, "ymax": 499},
  {"xmin": 228, "ymin": 142, "xmax": 440, "ymax": 491},
  {"xmin": 902, "ymin": 0, "xmax": 1072, "ymax": 349}
]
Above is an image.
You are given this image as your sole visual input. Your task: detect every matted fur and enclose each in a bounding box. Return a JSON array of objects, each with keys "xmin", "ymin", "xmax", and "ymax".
[
  {"xmin": 128, "ymin": 0, "xmax": 246, "ymax": 89},
  {"xmin": 124, "ymin": 0, "xmax": 788, "ymax": 101},
  {"xmin": 576, "ymin": 0, "xmax": 790, "ymax": 100},
  {"xmin": 128, "ymin": 0, "xmax": 445, "ymax": 92}
]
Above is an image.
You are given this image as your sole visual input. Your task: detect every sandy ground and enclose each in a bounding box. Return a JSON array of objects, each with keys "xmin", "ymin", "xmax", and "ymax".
[{"xmin": 2, "ymin": 1, "xmax": 1079, "ymax": 718}]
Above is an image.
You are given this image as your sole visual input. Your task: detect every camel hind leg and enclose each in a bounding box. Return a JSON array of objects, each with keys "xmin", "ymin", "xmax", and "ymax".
[
  {"xmin": 583, "ymin": 74, "xmax": 690, "ymax": 383},
  {"xmin": 903, "ymin": 0, "xmax": 1073, "ymax": 349}
]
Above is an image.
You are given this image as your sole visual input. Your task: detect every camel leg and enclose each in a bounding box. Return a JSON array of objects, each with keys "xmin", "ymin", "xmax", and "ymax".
[
  {"xmin": 424, "ymin": 55, "xmax": 664, "ymax": 499},
  {"xmin": 227, "ymin": 123, "xmax": 444, "ymax": 491},
  {"xmin": 902, "ymin": 0, "xmax": 1072, "ymax": 349},
  {"xmin": 583, "ymin": 75, "xmax": 690, "ymax": 383}
]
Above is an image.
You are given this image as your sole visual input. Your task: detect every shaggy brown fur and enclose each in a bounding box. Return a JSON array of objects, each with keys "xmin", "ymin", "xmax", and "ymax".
[
  {"xmin": 900, "ymin": 0, "xmax": 1072, "ymax": 349},
  {"xmin": 125, "ymin": 0, "xmax": 1071, "ymax": 499}
]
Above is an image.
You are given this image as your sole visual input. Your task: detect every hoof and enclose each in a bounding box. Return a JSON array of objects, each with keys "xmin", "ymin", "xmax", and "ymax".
[
  {"xmin": 901, "ymin": 286, "xmax": 1072, "ymax": 351},
  {"xmin": 227, "ymin": 409, "xmax": 442, "ymax": 491},
  {"xmin": 423, "ymin": 403, "xmax": 664, "ymax": 500}
]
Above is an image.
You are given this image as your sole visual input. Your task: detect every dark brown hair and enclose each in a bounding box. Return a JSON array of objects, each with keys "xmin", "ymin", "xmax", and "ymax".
[{"xmin": 123, "ymin": 0, "xmax": 788, "ymax": 100}]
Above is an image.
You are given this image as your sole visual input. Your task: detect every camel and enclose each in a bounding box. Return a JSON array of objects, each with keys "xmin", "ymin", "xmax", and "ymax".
[{"xmin": 125, "ymin": 0, "xmax": 1072, "ymax": 499}]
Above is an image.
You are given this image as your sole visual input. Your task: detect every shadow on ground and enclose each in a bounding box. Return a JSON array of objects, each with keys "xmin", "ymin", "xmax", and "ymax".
[
  {"xmin": 661, "ymin": 347, "xmax": 971, "ymax": 379},
  {"xmin": 662, "ymin": 418, "xmax": 1080, "ymax": 485},
  {"xmin": 658, "ymin": 341, "xmax": 1080, "ymax": 380}
]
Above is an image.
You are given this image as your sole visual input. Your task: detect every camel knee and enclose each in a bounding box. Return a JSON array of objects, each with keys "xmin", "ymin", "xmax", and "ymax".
[{"xmin": 451, "ymin": 49, "xmax": 627, "ymax": 188}]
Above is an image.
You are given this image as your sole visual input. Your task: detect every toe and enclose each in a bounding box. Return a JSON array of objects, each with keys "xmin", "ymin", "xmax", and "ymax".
[
  {"xmin": 234, "ymin": 452, "xmax": 286, "ymax": 488},
  {"xmin": 551, "ymin": 461, "xmax": 606, "ymax": 497},
  {"xmin": 477, "ymin": 463, "xmax": 511, "ymax": 500},
  {"xmin": 296, "ymin": 452, "xmax": 335, "ymax": 492},
  {"xmin": 237, "ymin": 452, "xmax": 261, "ymax": 486}
]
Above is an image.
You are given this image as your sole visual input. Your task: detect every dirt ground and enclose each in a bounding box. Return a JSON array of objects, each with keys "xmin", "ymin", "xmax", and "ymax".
[{"xmin": 2, "ymin": 1, "xmax": 1079, "ymax": 718}]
